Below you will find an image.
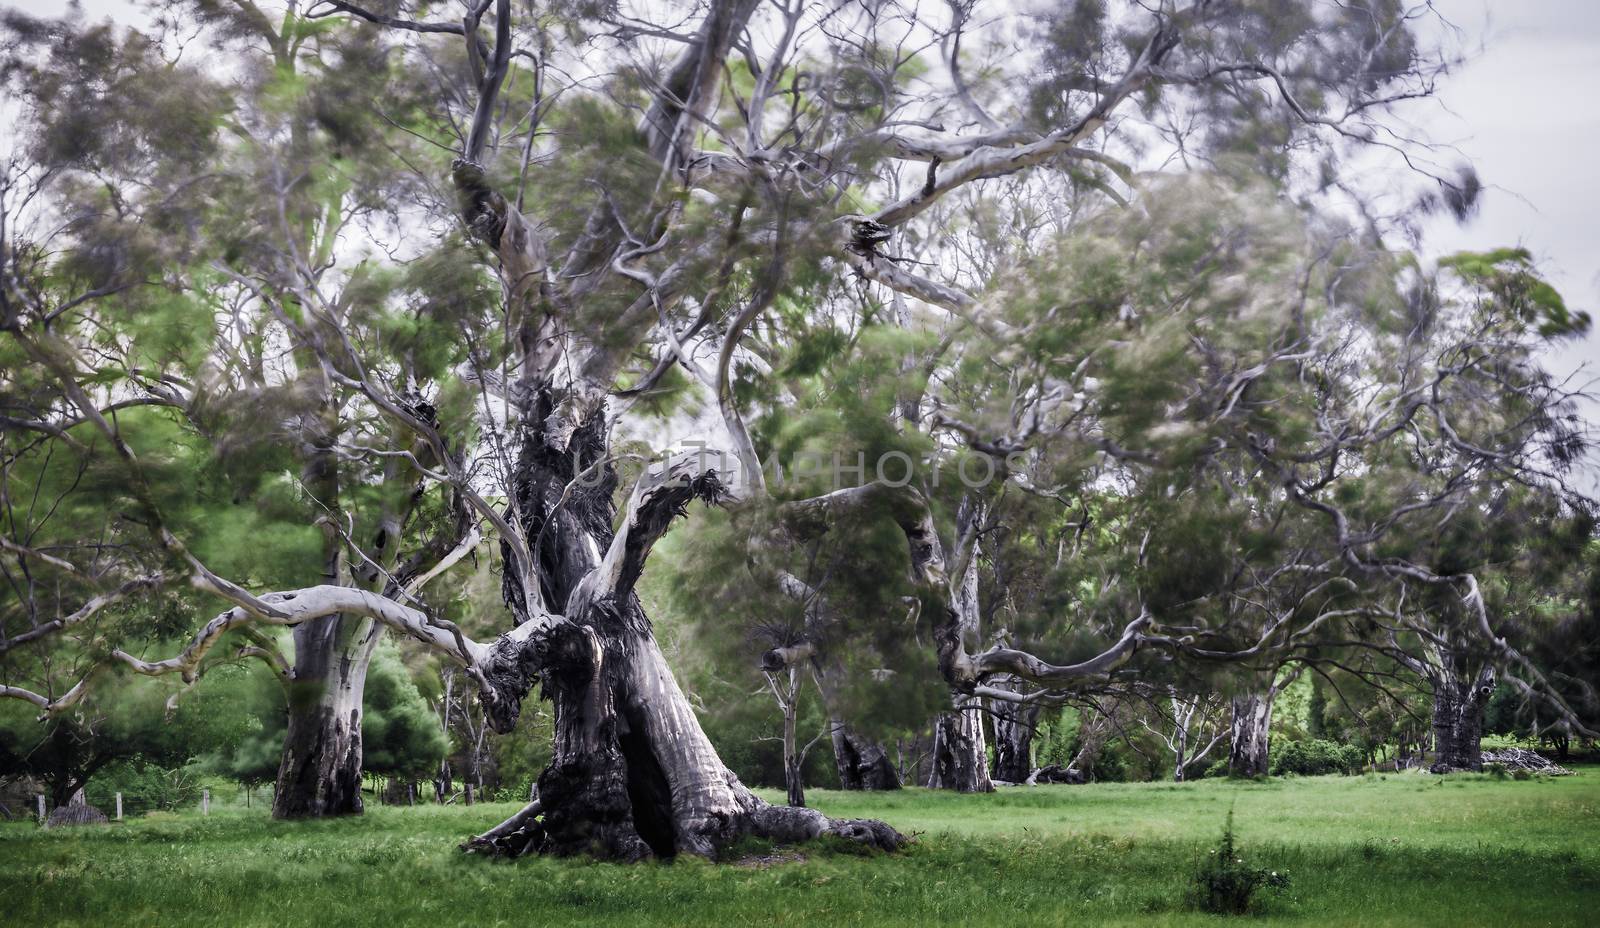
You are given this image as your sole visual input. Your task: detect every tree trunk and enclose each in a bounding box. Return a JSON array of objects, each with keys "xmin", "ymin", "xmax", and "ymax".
[
  {"xmin": 930, "ymin": 697, "xmax": 994, "ymax": 792},
  {"xmin": 1428, "ymin": 657, "xmax": 1494, "ymax": 772},
  {"xmin": 827, "ymin": 724, "xmax": 900, "ymax": 790},
  {"xmin": 1227, "ymin": 691, "xmax": 1273, "ymax": 778},
  {"xmin": 810, "ymin": 664, "xmax": 900, "ymax": 790},
  {"xmin": 463, "ymin": 394, "xmax": 903, "ymax": 859},
  {"xmin": 1172, "ymin": 722, "xmax": 1190, "ymax": 782},
  {"xmin": 990, "ymin": 692, "xmax": 1039, "ymax": 783},
  {"xmin": 929, "ymin": 498, "xmax": 993, "ymax": 793},
  {"xmin": 272, "ymin": 616, "xmax": 379, "ymax": 819},
  {"xmin": 1067, "ymin": 701, "xmax": 1117, "ymax": 781},
  {"xmin": 782, "ymin": 694, "xmax": 804, "ymax": 808}
]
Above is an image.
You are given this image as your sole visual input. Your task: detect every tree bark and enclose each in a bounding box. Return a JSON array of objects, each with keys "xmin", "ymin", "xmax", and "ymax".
[
  {"xmin": 272, "ymin": 616, "xmax": 378, "ymax": 818},
  {"xmin": 929, "ymin": 498, "xmax": 993, "ymax": 792},
  {"xmin": 809, "ymin": 662, "xmax": 899, "ymax": 790},
  {"xmin": 989, "ymin": 692, "xmax": 1039, "ymax": 783},
  {"xmin": 782, "ymin": 694, "xmax": 804, "ymax": 808},
  {"xmin": 929, "ymin": 697, "xmax": 994, "ymax": 792},
  {"xmin": 463, "ymin": 395, "xmax": 903, "ymax": 859},
  {"xmin": 1227, "ymin": 691, "xmax": 1273, "ymax": 778},
  {"xmin": 828, "ymin": 723, "xmax": 901, "ymax": 790},
  {"xmin": 1428, "ymin": 655, "xmax": 1494, "ymax": 772}
]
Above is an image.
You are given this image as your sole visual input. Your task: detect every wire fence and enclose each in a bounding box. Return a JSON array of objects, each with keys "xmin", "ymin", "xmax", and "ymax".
[{"xmin": 3, "ymin": 777, "xmax": 528, "ymax": 826}]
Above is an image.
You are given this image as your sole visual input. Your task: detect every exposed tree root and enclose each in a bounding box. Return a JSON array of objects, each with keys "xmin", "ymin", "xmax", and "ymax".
[{"xmin": 462, "ymin": 793, "xmax": 906, "ymax": 861}]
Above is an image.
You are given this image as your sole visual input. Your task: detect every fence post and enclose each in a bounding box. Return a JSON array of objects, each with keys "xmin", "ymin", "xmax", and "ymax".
[
  {"xmin": 464, "ymin": 783, "xmax": 474, "ymax": 805},
  {"xmin": 36, "ymin": 794, "xmax": 45, "ymax": 824},
  {"xmin": 408, "ymin": 784, "xmax": 415, "ymax": 806},
  {"xmin": 115, "ymin": 792, "xmax": 123, "ymax": 822},
  {"xmin": 202, "ymin": 788, "xmax": 210, "ymax": 816}
]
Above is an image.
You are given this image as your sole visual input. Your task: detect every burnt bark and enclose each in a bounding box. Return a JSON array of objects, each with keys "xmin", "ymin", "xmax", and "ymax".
[{"xmin": 1428, "ymin": 656, "xmax": 1494, "ymax": 772}]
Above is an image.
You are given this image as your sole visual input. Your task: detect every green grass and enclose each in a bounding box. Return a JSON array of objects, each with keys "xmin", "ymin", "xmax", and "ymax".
[{"xmin": 3, "ymin": 769, "xmax": 1597, "ymax": 927}]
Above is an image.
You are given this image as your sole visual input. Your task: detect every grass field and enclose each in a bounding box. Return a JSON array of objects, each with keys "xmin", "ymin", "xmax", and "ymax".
[{"xmin": 3, "ymin": 769, "xmax": 1597, "ymax": 927}]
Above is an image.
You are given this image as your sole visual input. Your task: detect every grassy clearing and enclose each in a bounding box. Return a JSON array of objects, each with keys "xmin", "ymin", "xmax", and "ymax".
[{"xmin": 2, "ymin": 768, "xmax": 1597, "ymax": 927}]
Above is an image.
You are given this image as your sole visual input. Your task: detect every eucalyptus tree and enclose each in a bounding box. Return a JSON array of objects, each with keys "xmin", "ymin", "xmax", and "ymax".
[
  {"xmin": 0, "ymin": 0, "xmax": 1571, "ymax": 861},
  {"xmin": 1143, "ymin": 690, "xmax": 1227, "ymax": 782},
  {"xmin": 0, "ymin": 8, "xmax": 483, "ymax": 818}
]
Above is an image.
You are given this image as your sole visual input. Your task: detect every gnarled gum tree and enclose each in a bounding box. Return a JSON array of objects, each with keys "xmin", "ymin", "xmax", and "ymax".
[{"xmin": 2, "ymin": 0, "xmax": 1593, "ymax": 857}]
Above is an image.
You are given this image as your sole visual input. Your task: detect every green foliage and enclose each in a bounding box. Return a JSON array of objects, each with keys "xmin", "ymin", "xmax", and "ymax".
[
  {"xmin": 1439, "ymin": 249, "xmax": 1592, "ymax": 337},
  {"xmin": 1192, "ymin": 810, "xmax": 1291, "ymax": 915},
  {"xmin": 84, "ymin": 759, "xmax": 204, "ymax": 813},
  {"xmin": 1307, "ymin": 682, "xmax": 1329, "ymax": 740},
  {"xmin": 205, "ymin": 638, "xmax": 446, "ymax": 785},
  {"xmin": 0, "ymin": 665, "xmax": 259, "ymax": 803},
  {"xmin": 1269, "ymin": 739, "xmax": 1364, "ymax": 777},
  {"xmin": 360, "ymin": 643, "xmax": 449, "ymax": 781}
]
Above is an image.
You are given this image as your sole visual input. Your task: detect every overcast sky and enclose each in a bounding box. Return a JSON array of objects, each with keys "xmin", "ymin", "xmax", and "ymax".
[{"xmin": 1419, "ymin": 1, "xmax": 1600, "ymax": 397}]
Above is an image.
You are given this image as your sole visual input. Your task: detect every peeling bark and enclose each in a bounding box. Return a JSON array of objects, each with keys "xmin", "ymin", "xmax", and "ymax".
[
  {"xmin": 272, "ymin": 616, "xmax": 377, "ymax": 819},
  {"xmin": 929, "ymin": 500, "xmax": 993, "ymax": 793},
  {"xmin": 1226, "ymin": 691, "xmax": 1273, "ymax": 778}
]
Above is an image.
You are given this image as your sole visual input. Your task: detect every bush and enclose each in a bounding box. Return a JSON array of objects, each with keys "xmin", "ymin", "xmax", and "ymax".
[
  {"xmin": 85, "ymin": 760, "xmax": 203, "ymax": 814},
  {"xmin": 1193, "ymin": 810, "xmax": 1290, "ymax": 915},
  {"xmin": 1203, "ymin": 759, "xmax": 1232, "ymax": 780},
  {"xmin": 1269, "ymin": 739, "xmax": 1363, "ymax": 777}
]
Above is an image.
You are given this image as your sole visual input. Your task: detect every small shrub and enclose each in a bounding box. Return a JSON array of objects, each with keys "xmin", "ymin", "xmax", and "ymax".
[
  {"xmin": 1269, "ymin": 739, "xmax": 1363, "ymax": 777},
  {"xmin": 1484, "ymin": 763, "xmax": 1508, "ymax": 780},
  {"xmin": 1192, "ymin": 810, "xmax": 1290, "ymax": 915},
  {"xmin": 1204, "ymin": 759, "xmax": 1231, "ymax": 780},
  {"xmin": 1512, "ymin": 768, "xmax": 1532, "ymax": 781}
]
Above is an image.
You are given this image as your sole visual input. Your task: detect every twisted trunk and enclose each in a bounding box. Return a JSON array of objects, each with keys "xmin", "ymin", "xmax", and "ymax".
[{"xmin": 464, "ymin": 394, "xmax": 903, "ymax": 859}]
